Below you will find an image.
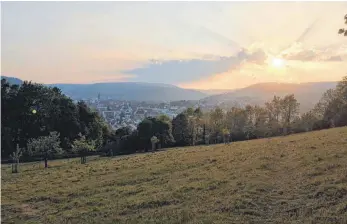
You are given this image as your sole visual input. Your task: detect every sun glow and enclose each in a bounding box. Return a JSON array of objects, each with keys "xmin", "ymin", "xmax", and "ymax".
[{"xmin": 271, "ymin": 58, "xmax": 285, "ymax": 68}]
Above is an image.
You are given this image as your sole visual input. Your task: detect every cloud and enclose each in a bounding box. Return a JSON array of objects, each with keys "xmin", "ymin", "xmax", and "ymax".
[
  {"xmin": 282, "ymin": 49, "xmax": 318, "ymax": 61},
  {"xmin": 238, "ymin": 48, "xmax": 267, "ymax": 64},
  {"xmin": 325, "ymin": 55, "xmax": 343, "ymax": 61},
  {"xmin": 280, "ymin": 42, "xmax": 345, "ymax": 62},
  {"xmin": 123, "ymin": 48, "xmax": 268, "ymax": 84}
]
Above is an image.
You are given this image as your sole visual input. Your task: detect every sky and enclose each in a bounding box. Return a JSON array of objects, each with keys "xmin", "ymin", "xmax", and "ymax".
[{"xmin": 2, "ymin": 2, "xmax": 347, "ymax": 90}]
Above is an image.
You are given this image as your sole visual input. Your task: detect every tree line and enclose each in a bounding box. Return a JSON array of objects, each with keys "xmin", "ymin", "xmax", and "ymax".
[
  {"xmin": 1, "ymin": 76, "xmax": 346, "ymax": 172},
  {"xmin": 102, "ymin": 76, "xmax": 347, "ymax": 156}
]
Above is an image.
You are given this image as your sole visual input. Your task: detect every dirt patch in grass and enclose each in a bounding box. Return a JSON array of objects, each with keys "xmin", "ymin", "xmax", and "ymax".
[{"xmin": 20, "ymin": 204, "xmax": 40, "ymax": 216}]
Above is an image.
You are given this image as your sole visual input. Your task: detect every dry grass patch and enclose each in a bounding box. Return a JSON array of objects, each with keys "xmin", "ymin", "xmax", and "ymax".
[{"xmin": 2, "ymin": 127, "xmax": 347, "ymax": 223}]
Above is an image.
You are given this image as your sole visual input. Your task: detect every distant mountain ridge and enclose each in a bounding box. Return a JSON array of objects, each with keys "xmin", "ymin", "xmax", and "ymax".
[
  {"xmin": 2, "ymin": 76, "xmax": 337, "ymax": 110},
  {"xmin": 49, "ymin": 82, "xmax": 207, "ymax": 101},
  {"xmin": 1, "ymin": 76, "xmax": 23, "ymax": 85},
  {"xmin": 201, "ymin": 81, "xmax": 338, "ymax": 112},
  {"xmin": 1, "ymin": 76, "xmax": 207, "ymax": 102}
]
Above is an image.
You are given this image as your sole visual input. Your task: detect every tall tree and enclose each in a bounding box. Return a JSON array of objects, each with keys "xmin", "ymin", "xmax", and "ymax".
[
  {"xmin": 209, "ymin": 107, "xmax": 225, "ymax": 142},
  {"xmin": 172, "ymin": 113, "xmax": 190, "ymax": 146},
  {"xmin": 253, "ymin": 106, "xmax": 268, "ymax": 138},
  {"xmin": 137, "ymin": 118, "xmax": 153, "ymax": 151},
  {"xmin": 226, "ymin": 107, "xmax": 247, "ymax": 140},
  {"xmin": 281, "ymin": 94, "xmax": 300, "ymax": 134}
]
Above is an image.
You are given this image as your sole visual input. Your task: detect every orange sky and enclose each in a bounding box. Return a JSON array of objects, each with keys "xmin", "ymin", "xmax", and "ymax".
[{"xmin": 2, "ymin": 2, "xmax": 347, "ymax": 89}]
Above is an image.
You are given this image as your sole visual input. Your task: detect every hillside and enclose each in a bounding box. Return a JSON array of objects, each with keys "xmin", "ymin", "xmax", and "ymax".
[
  {"xmin": 1, "ymin": 76, "xmax": 207, "ymax": 101},
  {"xmin": 202, "ymin": 82, "xmax": 338, "ymax": 112},
  {"xmin": 50, "ymin": 82, "xmax": 207, "ymax": 101},
  {"xmin": 198, "ymin": 89, "xmax": 234, "ymax": 95},
  {"xmin": 2, "ymin": 127, "xmax": 347, "ymax": 223},
  {"xmin": 1, "ymin": 76, "xmax": 23, "ymax": 85}
]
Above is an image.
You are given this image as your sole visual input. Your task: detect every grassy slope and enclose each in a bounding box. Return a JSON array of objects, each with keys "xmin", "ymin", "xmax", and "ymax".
[{"xmin": 2, "ymin": 127, "xmax": 347, "ymax": 224}]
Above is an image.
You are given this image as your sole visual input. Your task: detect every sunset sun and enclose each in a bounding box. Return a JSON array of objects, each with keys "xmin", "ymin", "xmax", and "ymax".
[{"xmin": 271, "ymin": 58, "xmax": 285, "ymax": 68}]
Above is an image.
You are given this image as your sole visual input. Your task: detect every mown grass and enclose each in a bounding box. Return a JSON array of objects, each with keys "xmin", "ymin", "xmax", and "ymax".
[{"xmin": 2, "ymin": 127, "xmax": 347, "ymax": 224}]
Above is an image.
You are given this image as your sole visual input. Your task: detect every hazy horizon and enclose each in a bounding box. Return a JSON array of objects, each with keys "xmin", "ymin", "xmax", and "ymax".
[{"xmin": 2, "ymin": 2, "xmax": 347, "ymax": 90}]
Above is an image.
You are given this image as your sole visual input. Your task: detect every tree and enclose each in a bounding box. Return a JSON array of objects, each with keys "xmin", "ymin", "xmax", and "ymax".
[
  {"xmin": 77, "ymin": 101, "xmax": 106, "ymax": 150},
  {"xmin": 172, "ymin": 113, "xmax": 190, "ymax": 146},
  {"xmin": 72, "ymin": 134, "xmax": 96, "ymax": 164},
  {"xmin": 185, "ymin": 107, "xmax": 195, "ymax": 116},
  {"xmin": 244, "ymin": 105, "xmax": 256, "ymax": 139},
  {"xmin": 154, "ymin": 116, "xmax": 175, "ymax": 148},
  {"xmin": 253, "ymin": 106, "xmax": 268, "ymax": 138},
  {"xmin": 193, "ymin": 108, "xmax": 204, "ymax": 144},
  {"xmin": 187, "ymin": 116, "xmax": 197, "ymax": 145},
  {"xmin": 336, "ymin": 76, "xmax": 347, "ymax": 102},
  {"xmin": 243, "ymin": 123, "xmax": 254, "ymax": 140},
  {"xmin": 226, "ymin": 107, "xmax": 247, "ymax": 140},
  {"xmin": 137, "ymin": 118, "xmax": 153, "ymax": 151},
  {"xmin": 210, "ymin": 107, "xmax": 224, "ymax": 131},
  {"xmin": 157, "ymin": 114, "xmax": 171, "ymax": 123},
  {"xmin": 313, "ymin": 76, "xmax": 347, "ymax": 128},
  {"xmin": 150, "ymin": 136, "xmax": 159, "ymax": 151},
  {"xmin": 27, "ymin": 132, "xmax": 63, "ymax": 168},
  {"xmin": 209, "ymin": 107, "xmax": 225, "ymax": 143},
  {"xmin": 1, "ymin": 79, "xmax": 20, "ymax": 157},
  {"xmin": 281, "ymin": 94, "xmax": 300, "ymax": 135},
  {"xmin": 222, "ymin": 128, "xmax": 230, "ymax": 144},
  {"xmin": 264, "ymin": 96, "xmax": 283, "ymax": 136},
  {"xmin": 10, "ymin": 144, "xmax": 22, "ymax": 173},
  {"xmin": 338, "ymin": 14, "xmax": 347, "ymax": 36},
  {"xmin": 293, "ymin": 111, "xmax": 319, "ymax": 133}
]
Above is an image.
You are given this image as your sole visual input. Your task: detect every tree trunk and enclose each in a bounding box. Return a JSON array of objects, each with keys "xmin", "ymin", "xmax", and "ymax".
[
  {"xmin": 283, "ymin": 126, "xmax": 288, "ymax": 135},
  {"xmin": 12, "ymin": 160, "xmax": 18, "ymax": 173},
  {"xmin": 81, "ymin": 154, "xmax": 87, "ymax": 164},
  {"xmin": 44, "ymin": 157, "xmax": 48, "ymax": 168}
]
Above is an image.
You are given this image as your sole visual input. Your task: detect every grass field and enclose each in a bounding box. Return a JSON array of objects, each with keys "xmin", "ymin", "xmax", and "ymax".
[{"xmin": 2, "ymin": 127, "xmax": 347, "ymax": 224}]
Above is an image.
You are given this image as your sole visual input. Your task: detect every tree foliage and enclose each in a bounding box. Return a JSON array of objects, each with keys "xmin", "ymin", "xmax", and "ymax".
[
  {"xmin": 172, "ymin": 113, "xmax": 190, "ymax": 146},
  {"xmin": 27, "ymin": 131, "xmax": 63, "ymax": 168},
  {"xmin": 338, "ymin": 14, "xmax": 347, "ymax": 36},
  {"xmin": 1, "ymin": 79, "xmax": 110, "ymax": 162},
  {"xmin": 72, "ymin": 134, "xmax": 95, "ymax": 164}
]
